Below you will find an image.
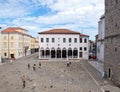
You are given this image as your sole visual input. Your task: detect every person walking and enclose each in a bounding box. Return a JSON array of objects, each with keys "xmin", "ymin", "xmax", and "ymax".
[
  {"xmin": 67, "ymin": 62, "xmax": 70, "ymax": 67},
  {"xmin": 33, "ymin": 64, "xmax": 36, "ymax": 71},
  {"xmin": 39, "ymin": 62, "xmax": 41, "ymax": 68},
  {"xmin": 21, "ymin": 75, "xmax": 26, "ymax": 88},
  {"xmin": 28, "ymin": 63, "xmax": 30, "ymax": 68}
]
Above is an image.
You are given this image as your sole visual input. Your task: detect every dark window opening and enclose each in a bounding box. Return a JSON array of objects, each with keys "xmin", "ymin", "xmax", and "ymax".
[
  {"xmin": 63, "ymin": 38, "xmax": 66, "ymax": 43},
  {"xmin": 84, "ymin": 47, "xmax": 87, "ymax": 51},
  {"xmin": 74, "ymin": 38, "xmax": 77, "ymax": 43},
  {"xmin": 80, "ymin": 38, "xmax": 82, "ymax": 43},
  {"xmin": 41, "ymin": 38, "xmax": 44, "ymax": 42},
  {"xmin": 52, "ymin": 38, "xmax": 55, "ymax": 43},
  {"xmin": 84, "ymin": 38, "xmax": 87, "ymax": 43},
  {"xmin": 69, "ymin": 38, "xmax": 72, "ymax": 43},
  {"xmin": 46, "ymin": 38, "xmax": 49, "ymax": 43}
]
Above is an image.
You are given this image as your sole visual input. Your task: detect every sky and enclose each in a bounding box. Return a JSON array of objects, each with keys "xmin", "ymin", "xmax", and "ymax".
[{"xmin": 0, "ymin": 0, "xmax": 104, "ymax": 40}]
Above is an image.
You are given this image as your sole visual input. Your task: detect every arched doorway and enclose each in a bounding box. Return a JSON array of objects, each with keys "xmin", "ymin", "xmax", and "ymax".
[
  {"xmin": 62, "ymin": 48, "xmax": 67, "ymax": 58},
  {"xmin": 57, "ymin": 48, "xmax": 61, "ymax": 58},
  {"xmin": 40, "ymin": 47, "xmax": 44, "ymax": 57},
  {"xmin": 46, "ymin": 48, "xmax": 50, "ymax": 57},
  {"xmin": 68, "ymin": 48, "xmax": 72, "ymax": 58},
  {"xmin": 73, "ymin": 48, "xmax": 78, "ymax": 58},
  {"xmin": 51, "ymin": 48, "xmax": 56, "ymax": 58}
]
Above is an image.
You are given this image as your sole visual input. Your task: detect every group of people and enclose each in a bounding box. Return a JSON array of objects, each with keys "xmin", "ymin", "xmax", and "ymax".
[
  {"xmin": 66, "ymin": 61, "xmax": 72, "ymax": 67},
  {"xmin": 21, "ymin": 62, "xmax": 42, "ymax": 88},
  {"xmin": 21, "ymin": 61, "xmax": 72, "ymax": 89},
  {"xmin": 28, "ymin": 62, "xmax": 41, "ymax": 71}
]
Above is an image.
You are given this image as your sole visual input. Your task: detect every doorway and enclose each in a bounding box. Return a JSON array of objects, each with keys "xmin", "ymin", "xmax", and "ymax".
[
  {"xmin": 10, "ymin": 54, "xmax": 14, "ymax": 58},
  {"xmin": 108, "ymin": 68, "xmax": 112, "ymax": 78}
]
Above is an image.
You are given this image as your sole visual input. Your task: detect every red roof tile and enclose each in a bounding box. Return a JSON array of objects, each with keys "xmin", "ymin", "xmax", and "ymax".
[
  {"xmin": 38, "ymin": 28, "xmax": 89, "ymax": 37},
  {"xmin": 1, "ymin": 27, "xmax": 22, "ymax": 33},
  {"xmin": 38, "ymin": 29, "xmax": 80, "ymax": 34},
  {"xmin": 1, "ymin": 27, "xmax": 28, "ymax": 33},
  {"xmin": 80, "ymin": 33, "xmax": 89, "ymax": 37}
]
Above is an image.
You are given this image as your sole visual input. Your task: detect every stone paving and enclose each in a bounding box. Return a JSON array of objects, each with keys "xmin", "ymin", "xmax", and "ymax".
[
  {"xmin": 87, "ymin": 60, "xmax": 120, "ymax": 92},
  {"xmin": 0, "ymin": 53, "xmax": 119, "ymax": 92}
]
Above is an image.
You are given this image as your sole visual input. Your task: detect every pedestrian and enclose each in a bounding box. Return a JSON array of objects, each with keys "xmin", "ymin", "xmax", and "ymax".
[
  {"xmin": 10, "ymin": 59, "xmax": 12, "ymax": 63},
  {"xmin": 21, "ymin": 75, "xmax": 26, "ymax": 88},
  {"xmin": 28, "ymin": 63, "xmax": 30, "ymax": 68},
  {"xmin": 33, "ymin": 64, "xmax": 36, "ymax": 71},
  {"xmin": 69, "ymin": 62, "xmax": 71, "ymax": 65},
  {"xmin": 67, "ymin": 62, "xmax": 70, "ymax": 67},
  {"xmin": 39, "ymin": 62, "xmax": 41, "ymax": 68}
]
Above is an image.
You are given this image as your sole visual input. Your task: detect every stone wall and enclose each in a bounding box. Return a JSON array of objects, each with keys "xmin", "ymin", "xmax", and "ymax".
[{"xmin": 104, "ymin": 0, "xmax": 120, "ymax": 87}]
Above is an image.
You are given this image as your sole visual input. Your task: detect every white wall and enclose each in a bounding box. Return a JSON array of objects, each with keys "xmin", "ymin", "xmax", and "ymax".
[
  {"xmin": 39, "ymin": 34, "xmax": 89, "ymax": 59},
  {"xmin": 97, "ymin": 15, "xmax": 105, "ymax": 62},
  {"xmin": 39, "ymin": 34, "xmax": 79, "ymax": 50},
  {"xmin": 79, "ymin": 37, "xmax": 89, "ymax": 59},
  {"xmin": 97, "ymin": 41, "xmax": 104, "ymax": 62}
]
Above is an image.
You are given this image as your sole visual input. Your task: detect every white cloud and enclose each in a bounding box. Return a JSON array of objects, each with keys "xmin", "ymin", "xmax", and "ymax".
[{"xmin": 0, "ymin": 0, "xmax": 104, "ymax": 40}]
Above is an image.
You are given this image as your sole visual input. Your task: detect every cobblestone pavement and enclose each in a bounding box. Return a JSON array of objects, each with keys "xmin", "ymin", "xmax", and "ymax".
[{"xmin": 0, "ymin": 53, "xmax": 119, "ymax": 92}]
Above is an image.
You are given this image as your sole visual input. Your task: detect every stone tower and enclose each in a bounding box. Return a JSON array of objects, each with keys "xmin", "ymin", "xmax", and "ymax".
[{"xmin": 104, "ymin": 0, "xmax": 120, "ymax": 86}]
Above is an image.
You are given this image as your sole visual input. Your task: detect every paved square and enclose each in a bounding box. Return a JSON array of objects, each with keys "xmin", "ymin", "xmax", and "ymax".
[{"xmin": 0, "ymin": 54, "xmax": 103, "ymax": 92}]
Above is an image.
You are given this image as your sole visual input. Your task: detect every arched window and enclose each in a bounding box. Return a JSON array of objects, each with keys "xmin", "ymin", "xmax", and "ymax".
[
  {"xmin": 46, "ymin": 47, "xmax": 50, "ymax": 56},
  {"xmin": 57, "ymin": 48, "xmax": 61, "ymax": 58},
  {"xmin": 51, "ymin": 47, "xmax": 55, "ymax": 58},
  {"xmin": 62, "ymin": 47, "xmax": 67, "ymax": 58},
  {"xmin": 68, "ymin": 48, "xmax": 72, "ymax": 57},
  {"xmin": 40, "ymin": 47, "xmax": 44, "ymax": 56},
  {"xmin": 73, "ymin": 48, "xmax": 78, "ymax": 58}
]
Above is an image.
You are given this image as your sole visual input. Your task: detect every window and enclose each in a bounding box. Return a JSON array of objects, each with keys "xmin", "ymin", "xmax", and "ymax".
[
  {"xmin": 41, "ymin": 38, "xmax": 44, "ymax": 42},
  {"xmin": 79, "ymin": 52, "xmax": 83, "ymax": 57},
  {"xmin": 63, "ymin": 38, "xmax": 66, "ymax": 43},
  {"xmin": 4, "ymin": 36, "xmax": 6, "ymax": 40},
  {"xmin": 11, "ymin": 42, "xmax": 14, "ymax": 48},
  {"xmin": 80, "ymin": 47, "xmax": 82, "ymax": 50},
  {"xmin": 84, "ymin": 38, "xmax": 87, "ymax": 43},
  {"xmin": 52, "ymin": 38, "xmax": 55, "ymax": 43},
  {"xmin": 11, "ymin": 36, "xmax": 13, "ymax": 40},
  {"xmin": 80, "ymin": 38, "xmax": 82, "ymax": 43},
  {"xmin": 46, "ymin": 38, "xmax": 49, "ymax": 42},
  {"xmin": 84, "ymin": 47, "xmax": 87, "ymax": 51},
  {"xmin": 69, "ymin": 38, "xmax": 72, "ymax": 43},
  {"xmin": 4, "ymin": 42, "xmax": 6, "ymax": 48},
  {"xmin": 4, "ymin": 53, "xmax": 7, "ymax": 56},
  {"xmin": 74, "ymin": 38, "xmax": 77, "ymax": 43}
]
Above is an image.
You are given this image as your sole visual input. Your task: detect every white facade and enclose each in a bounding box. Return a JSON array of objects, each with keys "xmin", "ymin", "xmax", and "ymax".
[
  {"xmin": 38, "ymin": 29, "xmax": 89, "ymax": 60},
  {"xmin": 97, "ymin": 15, "xmax": 105, "ymax": 62}
]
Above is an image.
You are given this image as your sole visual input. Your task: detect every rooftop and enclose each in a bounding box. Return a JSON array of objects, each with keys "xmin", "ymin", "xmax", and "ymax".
[{"xmin": 38, "ymin": 28, "xmax": 89, "ymax": 37}]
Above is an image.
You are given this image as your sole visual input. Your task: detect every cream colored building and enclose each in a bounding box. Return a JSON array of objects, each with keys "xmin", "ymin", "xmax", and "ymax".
[
  {"xmin": 1, "ymin": 27, "xmax": 37, "ymax": 59},
  {"xmin": 0, "ymin": 27, "xmax": 2, "ymax": 62},
  {"xmin": 31, "ymin": 37, "xmax": 39, "ymax": 53}
]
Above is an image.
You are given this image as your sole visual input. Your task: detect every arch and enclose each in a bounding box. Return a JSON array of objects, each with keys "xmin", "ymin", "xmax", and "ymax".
[
  {"xmin": 40, "ymin": 47, "xmax": 44, "ymax": 57},
  {"xmin": 62, "ymin": 47, "xmax": 67, "ymax": 58},
  {"xmin": 40, "ymin": 47, "xmax": 44, "ymax": 50},
  {"xmin": 68, "ymin": 48, "xmax": 72, "ymax": 57},
  {"xmin": 45, "ymin": 47, "xmax": 50, "ymax": 56},
  {"xmin": 51, "ymin": 47, "xmax": 55, "ymax": 50},
  {"xmin": 73, "ymin": 48, "xmax": 78, "ymax": 58},
  {"xmin": 51, "ymin": 47, "xmax": 55, "ymax": 58},
  {"xmin": 57, "ymin": 48, "xmax": 61, "ymax": 58}
]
